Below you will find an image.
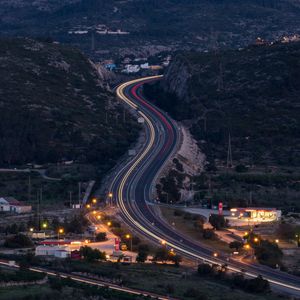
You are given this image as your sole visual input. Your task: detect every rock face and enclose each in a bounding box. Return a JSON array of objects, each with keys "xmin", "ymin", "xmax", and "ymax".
[
  {"xmin": 0, "ymin": 38, "xmax": 139, "ymax": 169},
  {"xmin": 147, "ymin": 41, "xmax": 300, "ymax": 166}
]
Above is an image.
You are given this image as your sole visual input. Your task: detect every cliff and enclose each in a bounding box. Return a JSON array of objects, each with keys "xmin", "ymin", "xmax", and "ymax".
[{"xmin": 145, "ymin": 41, "xmax": 300, "ymax": 166}]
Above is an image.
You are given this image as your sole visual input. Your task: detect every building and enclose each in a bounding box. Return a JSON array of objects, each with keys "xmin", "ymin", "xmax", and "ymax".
[
  {"xmin": 0, "ymin": 197, "xmax": 32, "ymax": 214},
  {"xmin": 35, "ymin": 245, "xmax": 70, "ymax": 258},
  {"xmin": 228, "ymin": 207, "xmax": 281, "ymax": 223}
]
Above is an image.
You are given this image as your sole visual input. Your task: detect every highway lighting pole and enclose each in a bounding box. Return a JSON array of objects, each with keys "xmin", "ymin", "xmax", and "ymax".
[
  {"xmin": 126, "ymin": 234, "xmax": 132, "ymax": 251},
  {"xmin": 58, "ymin": 228, "xmax": 64, "ymax": 240}
]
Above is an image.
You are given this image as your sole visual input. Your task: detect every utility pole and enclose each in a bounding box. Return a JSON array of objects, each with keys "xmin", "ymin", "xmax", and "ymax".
[
  {"xmin": 28, "ymin": 175, "xmax": 31, "ymax": 203},
  {"xmin": 69, "ymin": 191, "xmax": 72, "ymax": 208},
  {"xmin": 227, "ymin": 133, "xmax": 233, "ymax": 169},
  {"xmin": 36, "ymin": 190, "xmax": 40, "ymax": 231},
  {"xmin": 78, "ymin": 182, "xmax": 81, "ymax": 207}
]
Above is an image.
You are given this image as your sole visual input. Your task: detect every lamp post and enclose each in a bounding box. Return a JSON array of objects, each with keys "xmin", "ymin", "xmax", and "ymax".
[
  {"xmin": 126, "ymin": 234, "xmax": 132, "ymax": 251},
  {"xmin": 58, "ymin": 228, "xmax": 64, "ymax": 240},
  {"xmin": 108, "ymin": 193, "xmax": 113, "ymax": 206}
]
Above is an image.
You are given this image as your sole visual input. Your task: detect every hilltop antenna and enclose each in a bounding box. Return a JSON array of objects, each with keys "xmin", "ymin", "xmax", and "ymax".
[{"xmin": 226, "ymin": 132, "xmax": 233, "ymax": 169}]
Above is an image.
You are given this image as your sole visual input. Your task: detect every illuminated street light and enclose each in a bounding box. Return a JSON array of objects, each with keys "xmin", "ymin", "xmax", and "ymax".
[
  {"xmin": 42, "ymin": 223, "xmax": 47, "ymax": 229},
  {"xmin": 161, "ymin": 240, "xmax": 166, "ymax": 246},
  {"xmin": 213, "ymin": 252, "xmax": 218, "ymax": 257},
  {"xmin": 92, "ymin": 198, "xmax": 97, "ymax": 204},
  {"xmin": 244, "ymin": 244, "xmax": 250, "ymax": 250},
  {"xmin": 244, "ymin": 231, "xmax": 249, "ymax": 236},
  {"xmin": 97, "ymin": 215, "xmax": 101, "ymax": 220},
  {"xmin": 107, "ymin": 221, "xmax": 112, "ymax": 227},
  {"xmin": 92, "ymin": 210, "xmax": 97, "ymax": 215},
  {"xmin": 86, "ymin": 204, "xmax": 91, "ymax": 209},
  {"xmin": 29, "ymin": 227, "xmax": 34, "ymax": 232},
  {"xmin": 58, "ymin": 228, "xmax": 64, "ymax": 240},
  {"xmin": 254, "ymin": 237, "xmax": 259, "ymax": 243},
  {"xmin": 109, "ymin": 193, "xmax": 113, "ymax": 198},
  {"xmin": 126, "ymin": 234, "xmax": 132, "ymax": 251},
  {"xmin": 275, "ymin": 239, "xmax": 279, "ymax": 243}
]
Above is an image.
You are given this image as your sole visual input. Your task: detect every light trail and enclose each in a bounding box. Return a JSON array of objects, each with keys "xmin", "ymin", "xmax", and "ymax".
[{"xmin": 115, "ymin": 76, "xmax": 300, "ymax": 294}]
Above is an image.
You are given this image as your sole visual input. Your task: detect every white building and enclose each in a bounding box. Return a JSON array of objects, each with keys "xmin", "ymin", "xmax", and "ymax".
[
  {"xmin": 123, "ymin": 64, "xmax": 140, "ymax": 74},
  {"xmin": 35, "ymin": 245, "xmax": 70, "ymax": 258},
  {"xmin": 0, "ymin": 197, "xmax": 32, "ymax": 214}
]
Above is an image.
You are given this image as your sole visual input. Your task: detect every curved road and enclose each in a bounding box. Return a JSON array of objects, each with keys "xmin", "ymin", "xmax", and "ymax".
[{"xmin": 111, "ymin": 76, "xmax": 300, "ymax": 296}]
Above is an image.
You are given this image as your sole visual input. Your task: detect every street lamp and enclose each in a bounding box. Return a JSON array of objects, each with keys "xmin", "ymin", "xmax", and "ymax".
[
  {"xmin": 92, "ymin": 198, "xmax": 97, "ymax": 204},
  {"xmin": 275, "ymin": 239, "xmax": 279, "ymax": 244},
  {"xmin": 108, "ymin": 193, "xmax": 113, "ymax": 206},
  {"xmin": 29, "ymin": 227, "xmax": 34, "ymax": 232},
  {"xmin": 213, "ymin": 252, "xmax": 218, "ymax": 257},
  {"xmin": 42, "ymin": 223, "xmax": 47, "ymax": 230},
  {"xmin": 161, "ymin": 240, "xmax": 167, "ymax": 246},
  {"xmin": 86, "ymin": 204, "xmax": 91, "ymax": 209},
  {"xmin": 92, "ymin": 210, "xmax": 97, "ymax": 215},
  {"xmin": 58, "ymin": 228, "xmax": 64, "ymax": 240},
  {"xmin": 126, "ymin": 234, "xmax": 132, "ymax": 251},
  {"xmin": 107, "ymin": 221, "xmax": 112, "ymax": 227},
  {"xmin": 97, "ymin": 215, "xmax": 101, "ymax": 220}
]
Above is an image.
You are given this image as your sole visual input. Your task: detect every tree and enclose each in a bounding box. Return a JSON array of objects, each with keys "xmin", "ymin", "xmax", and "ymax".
[
  {"xmin": 95, "ymin": 232, "xmax": 107, "ymax": 242},
  {"xmin": 169, "ymin": 254, "xmax": 182, "ymax": 267},
  {"xmin": 79, "ymin": 246, "xmax": 106, "ymax": 262},
  {"xmin": 229, "ymin": 241, "xmax": 243, "ymax": 251},
  {"xmin": 153, "ymin": 247, "xmax": 169, "ymax": 263},
  {"xmin": 245, "ymin": 275, "xmax": 270, "ymax": 293},
  {"xmin": 4, "ymin": 234, "xmax": 33, "ymax": 248},
  {"xmin": 254, "ymin": 240, "xmax": 282, "ymax": 268},
  {"xmin": 136, "ymin": 244, "xmax": 149, "ymax": 263},
  {"xmin": 235, "ymin": 164, "xmax": 248, "ymax": 173},
  {"xmin": 209, "ymin": 214, "xmax": 227, "ymax": 230},
  {"xmin": 202, "ymin": 229, "xmax": 216, "ymax": 239},
  {"xmin": 197, "ymin": 263, "xmax": 213, "ymax": 276}
]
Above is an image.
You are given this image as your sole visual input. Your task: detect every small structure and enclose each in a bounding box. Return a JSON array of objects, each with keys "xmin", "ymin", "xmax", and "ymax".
[
  {"xmin": 0, "ymin": 197, "xmax": 32, "ymax": 214},
  {"xmin": 228, "ymin": 207, "xmax": 281, "ymax": 223},
  {"xmin": 35, "ymin": 245, "xmax": 70, "ymax": 258}
]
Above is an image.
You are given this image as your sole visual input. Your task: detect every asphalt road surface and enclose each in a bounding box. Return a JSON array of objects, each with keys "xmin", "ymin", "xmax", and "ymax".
[{"xmin": 111, "ymin": 76, "xmax": 300, "ymax": 296}]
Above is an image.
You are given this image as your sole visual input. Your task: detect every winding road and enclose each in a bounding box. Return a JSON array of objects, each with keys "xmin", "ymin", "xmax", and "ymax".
[{"xmin": 111, "ymin": 76, "xmax": 300, "ymax": 296}]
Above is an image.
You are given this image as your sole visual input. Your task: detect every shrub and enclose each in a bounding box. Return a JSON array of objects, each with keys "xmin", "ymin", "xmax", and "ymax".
[
  {"xmin": 95, "ymin": 232, "xmax": 107, "ymax": 242},
  {"xmin": 197, "ymin": 263, "xmax": 213, "ymax": 276},
  {"xmin": 4, "ymin": 234, "xmax": 33, "ymax": 248}
]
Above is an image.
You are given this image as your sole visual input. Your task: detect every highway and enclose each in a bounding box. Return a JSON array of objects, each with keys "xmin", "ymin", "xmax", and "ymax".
[{"xmin": 112, "ymin": 76, "xmax": 300, "ymax": 296}]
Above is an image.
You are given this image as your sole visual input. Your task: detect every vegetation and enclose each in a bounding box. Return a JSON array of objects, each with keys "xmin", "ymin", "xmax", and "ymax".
[
  {"xmin": 197, "ymin": 263, "xmax": 270, "ymax": 294},
  {"xmin": 0, "ymin": 38, "xmax": 139, "ymax": 171},
  {"xmin": 4, "ymin": 234, "xmax": 33, "ymax": 248},
  {"xmin": 79, "ymin": 246, "xmax": 106, "ymax": 262},
  {"xmin": 209, "ymin": 214, "xmax": 227, "ymax": 230}
]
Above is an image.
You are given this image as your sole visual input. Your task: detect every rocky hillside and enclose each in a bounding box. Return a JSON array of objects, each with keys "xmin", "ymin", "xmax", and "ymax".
[
  {"xmin": 145, "ymin": 41, "xmax": 300, "ymax": 167},
  {"xmin": 1, "ymin": 0, "xmax": 300, "ymax": 59},
  {"xmin": 0, "ymin": 38, "xmax": 139, "ymax": 170}
]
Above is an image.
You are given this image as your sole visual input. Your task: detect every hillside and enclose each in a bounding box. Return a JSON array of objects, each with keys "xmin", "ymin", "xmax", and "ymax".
[
  {"xmin": 145, "ymin": 41, "xmax": 300, "ymax": 167},
  {"xmin": 1, "ymin": 0, "xmax": 300, "ymax": 59},
  {"xmin": 0, "ymin": 38, "xmax": 139, "ymax": 171}
]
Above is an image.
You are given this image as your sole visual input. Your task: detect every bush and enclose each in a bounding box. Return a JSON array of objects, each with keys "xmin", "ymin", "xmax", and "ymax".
[
  {"xmin": 4, "ymin": 234, "xmax": 33, "ymax": 248},
  {"xmin": 202, "ymin": 229, "xmax": 216, "ymax": 240},
  {"xmin": 229, "ymin": 241, "xmax": 243, "ymax": 251},
  {"xmin": 235, "ymin": 164, "xmax": 248, "ymax": 173},
  {"xmin": 95, "ymin": 232, "xmax": 107, "ymax": 242},
  {"xmin": 197, "ymin": 263, "xmax": 213, "ymax": 276},
  {"xmin": 136, "ymin": 244, "xmax": 150, "ymax": 263},
  {"xmin": 209, "ymin": 214, "xmax": 227, "ymax": 230}
]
